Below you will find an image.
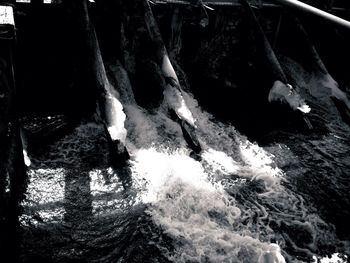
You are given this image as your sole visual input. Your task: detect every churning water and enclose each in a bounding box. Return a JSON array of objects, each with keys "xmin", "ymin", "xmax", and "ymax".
[{"xmin": 19, "ymin": 59, "xmax": 350, "ymax": 263}]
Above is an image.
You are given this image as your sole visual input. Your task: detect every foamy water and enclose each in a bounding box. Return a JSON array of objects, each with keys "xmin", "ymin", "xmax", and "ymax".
[
  {"xmin": 129, "ymin": 146, "xmax": 284, "ymax": 262},
  {"xmin": 19, "ymin": 60, "xmax": 349, "ymax": 262}
]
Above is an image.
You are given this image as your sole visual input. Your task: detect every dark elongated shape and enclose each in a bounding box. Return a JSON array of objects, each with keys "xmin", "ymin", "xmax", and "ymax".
[
  {"xmin": 73, "ymin": 0, "xmax": 129, "ymax": 164},
  {"xmin": 142, "ymin": 0, "xmax": 202, "ymax": 153},
  {"xmin": 241, "ymin": 0, "xmax": 288, "ymax": 83},
  {"xmin": 242, "ymin": 0, "xmax": 311, "ymax": 116},
  {"xmin": 292, "ymin": 16, "xmax": 329, "ymax": 74},
  {"xmin": 0, "ymin": 4, "xmax": 26, "ymax": 207},
  {"xmin": 0, "ymin": 7, "xmax": 26, "ymax": 261},
  {"xmin": 292, "ymin": 16, "xmax": 350, "ymax": 124}
]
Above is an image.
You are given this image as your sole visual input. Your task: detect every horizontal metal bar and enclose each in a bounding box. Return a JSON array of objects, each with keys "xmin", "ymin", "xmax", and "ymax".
[
  {"xmin": 271, "ymin": 0, "xmax": 350, "ymax": 30},
  {"xmin": 11, "ymin": 0, "xmax": 350, "ymax": 16},
  {"xmin": 153, "ymin": 0, "xmax": 280, "ymax": 7},
  {"xmin": 12, "ymin": 0, "xmax": 279, "ymax": 8},
  {"xmin": 153, "ymin": 0, "xmax": 350, "ymax": 12}
]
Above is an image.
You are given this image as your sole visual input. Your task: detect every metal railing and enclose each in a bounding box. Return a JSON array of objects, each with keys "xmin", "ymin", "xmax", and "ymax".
[{"xmin": 8, "ymin": 0, "xmax": 350, "ymax": 30}]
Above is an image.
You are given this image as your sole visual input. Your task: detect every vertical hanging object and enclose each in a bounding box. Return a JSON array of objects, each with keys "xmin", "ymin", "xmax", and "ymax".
[
  {"xmin": 242, "ymin": 0, "xmax": 311, "ymax": 115},
  {"xmin": 1, "ymin": 3, "xmax": 27, "ymax": 199},
  {"xmin": 0, "ymin": 4, "xmax": 27, "ymax": 246},
  {"xmin": 143, "ymin": 0, "xmax": 202, "ymax": 154},
  {"xmin": 73, "ymin": 0, "xmax": 129, "ymax": 165},
  {"xmin": 293, "ymin": 17, "xmax": 350, "ymax": 124}
]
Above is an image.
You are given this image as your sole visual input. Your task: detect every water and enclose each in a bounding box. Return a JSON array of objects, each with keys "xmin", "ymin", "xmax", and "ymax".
[{"xmin": 18, "ymin": 59, "xmax": 350, "ymax": 263}]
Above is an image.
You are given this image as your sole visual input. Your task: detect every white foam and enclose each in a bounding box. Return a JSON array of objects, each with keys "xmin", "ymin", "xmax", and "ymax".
[
  {"xmin": 130, "ymin": 147, "xmax": 286, "ymax": 262},
  {"xmin": 201, "ymin": 148, "xmax": 240, "ymax": 175},
  {"xmin": 23, "ymin": 149, "xmax": 31, "ymax": 167},
  {"xmin": 131, "ymin": 147, "xmax": 210, "ymax": 203},
  {"xmin": 176, "ymin": 91, "xmax": 283, "ymax": 187},
  {"xmin": 313, "ymin": 253, "xmax": 348, "ymax": 263},
  {"xmin": 259, "ymin": 243, "xmax": 286, "ymax": 263},
  {"xmin": 124, "ymin": 104, "xmax": 159, "ymax": 147},
  {"xmin": 238, "ymin": 139, "xmax": 283, "ymax": 187},
  {"xmin": 105, "ymin": 95, "xmax": 127, "ymax": 143},
  {"xmin": 268, "ymin": 81, "xmax": 311, "ymax": 113}
]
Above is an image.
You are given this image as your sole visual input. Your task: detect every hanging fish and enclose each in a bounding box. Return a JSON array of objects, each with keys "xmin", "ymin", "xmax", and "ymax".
[
  {"xmin": 140, "ymin": 0, "xmax": 202, "ymax": 153},
  {"xmin": 241, "ymin": 0, "xmax": 312, "ymax": 118},
  {"xmin": 72, "ymin": 0, "xmax": 129, "ymax": 165},
  {"xmin": 292, "ymin": 16, "xmax": 350, "ymax": 125}
]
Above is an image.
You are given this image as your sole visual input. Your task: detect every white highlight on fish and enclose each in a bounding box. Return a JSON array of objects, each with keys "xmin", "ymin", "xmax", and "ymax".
[
  {"xmin": 162, "ymin": 54, "xmax": 179, "ymax": 83},
  {"xmin": 164, "ymin": 87, "xmax": 197, "ymax": 127},
  {"xmin": 268, "ymin": 80, "xmax": 311, "ymax": 113},
  {"xmin": 23, "ymin": 149, "xmax": 31, "ymax": 167},
  {"xmin": 162, "ymin": 54, "xmax": 197, "ymax": 127}
]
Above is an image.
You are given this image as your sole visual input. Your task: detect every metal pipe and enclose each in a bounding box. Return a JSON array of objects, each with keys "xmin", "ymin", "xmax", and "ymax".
[{"xmin": 271, "ymin": 0, "xmax": 350, "ymax": 30}]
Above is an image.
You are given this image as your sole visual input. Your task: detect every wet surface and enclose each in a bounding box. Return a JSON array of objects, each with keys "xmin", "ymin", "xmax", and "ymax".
[
  {"xmin": 1, "ymin": 3, "xmax": 350, "ymax": 262},
  {"xmin": 18, "ymin": 79, "xmax": 350, "ymax": 262}
]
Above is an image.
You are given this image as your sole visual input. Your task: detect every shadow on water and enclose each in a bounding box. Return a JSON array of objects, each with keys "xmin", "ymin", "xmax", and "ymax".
[
  {"xmin": 110, "ymin": 164, "xmax": 133, "ymax": 192},
  {"xmin": 18, "ymin": 120, "xmax": 174, "ymax": 263},
  {"xmin": 64, "ymin": 169, "xmax": 93, "ymax": 224},
  {"xmin": 0, "ymin": 207, "xmax": 21, "ymax": 263}
]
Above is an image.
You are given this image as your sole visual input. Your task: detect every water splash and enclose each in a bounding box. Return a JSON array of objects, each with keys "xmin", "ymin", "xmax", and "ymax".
[
  {"xmin": 130, "ymin": 147, "xmax": 284, "ymax": 263},
  {"xmin": 313, "ymin": 253, "xmax": 348, "ymax": 263},
  {"xmin": 19, "ymin": 69, "xmax": 349, "ymax": 262}
]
